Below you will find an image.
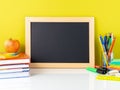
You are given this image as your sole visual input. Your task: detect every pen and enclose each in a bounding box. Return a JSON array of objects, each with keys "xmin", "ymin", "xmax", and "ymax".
[
  {"xmin": 100, "ymin": 35, "xmax": 106, "ymax": 52},
  {"xmin": 104, "ymin": 35, "xmax": 107, "ymax": 52},
  {"xmin": 107, "ymin": 37, "xmax": 112, "ymax": 52},
  {"xmin": 86, "ymin": 67, "xmax": 108, "ymax": 74}
]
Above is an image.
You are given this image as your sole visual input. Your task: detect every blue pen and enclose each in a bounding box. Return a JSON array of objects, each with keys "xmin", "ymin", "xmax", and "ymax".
[
  {"xmin": 104, "ymin": 35, "xmax": 107, "ymax": 52},
  {"xmin": 100, "ymin": 36, "xmax": 106, "ymax": 52}
]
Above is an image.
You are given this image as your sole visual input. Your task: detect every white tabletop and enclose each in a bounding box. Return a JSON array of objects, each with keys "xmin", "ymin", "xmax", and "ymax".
[{"xmin": 0, "ymin": 69, "xmax": 120, "ymax": 90}]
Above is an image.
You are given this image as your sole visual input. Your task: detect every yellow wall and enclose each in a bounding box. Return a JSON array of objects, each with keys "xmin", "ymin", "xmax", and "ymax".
[{"xmin": 0, "ymin": 0, "xmax": 120, "ymax": 65}]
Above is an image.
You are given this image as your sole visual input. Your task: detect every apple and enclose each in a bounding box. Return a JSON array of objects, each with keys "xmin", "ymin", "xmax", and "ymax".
[{"xmin": 4, "ymin": 38, "xmax": 20, "ymax": 53}]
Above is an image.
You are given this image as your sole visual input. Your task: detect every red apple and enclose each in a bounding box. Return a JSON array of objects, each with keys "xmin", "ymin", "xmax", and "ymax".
[{"xmin": 4, "ymin": 38, "xmax": 20, "ymax": 53}]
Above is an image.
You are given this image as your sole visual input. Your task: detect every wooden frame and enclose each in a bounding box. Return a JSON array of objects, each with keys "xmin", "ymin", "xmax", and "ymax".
[{"xmin": 25, "ymin": 17, "xmax": 94, "ymax": 68}]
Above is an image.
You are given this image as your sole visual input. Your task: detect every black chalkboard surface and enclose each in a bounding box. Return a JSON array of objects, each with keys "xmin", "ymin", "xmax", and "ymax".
[
  {"xmin": 31, "ymin": 22, "xmax": 89, "ymax": 63},
  {"xmin": 25, "ymin": 17, "xmax": 94, "ymax": 68}
]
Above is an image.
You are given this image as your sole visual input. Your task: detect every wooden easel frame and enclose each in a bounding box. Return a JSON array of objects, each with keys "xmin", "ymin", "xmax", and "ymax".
[{"xmin": 25, "ymin": 17, "xmax": 95, "ymax": 68}]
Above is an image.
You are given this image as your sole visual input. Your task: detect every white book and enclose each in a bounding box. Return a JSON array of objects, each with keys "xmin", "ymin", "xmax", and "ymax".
[
  {"xmin": 0, "ymin": 64, "xmax": 29, "ymax": 69},
  {"xmin": 0, "ymin": 58, "xmax": 30, "ymax": 65},
  {"xmin": 0, "ymin": 68, "xmax": 29, "ymax": 74},
  {"xmin": 0, "ymin": 72, "xmax": 29, "ymax": 79}
]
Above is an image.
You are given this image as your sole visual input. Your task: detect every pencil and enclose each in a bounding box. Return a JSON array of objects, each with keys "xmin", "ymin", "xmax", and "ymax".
[
  {"xmin": 107, "ymin": 34, "xmax": 112, "ymax": 51},
  {"xmin": 108, "ymin": 37, "xmax": 116, "ymax": 58}
]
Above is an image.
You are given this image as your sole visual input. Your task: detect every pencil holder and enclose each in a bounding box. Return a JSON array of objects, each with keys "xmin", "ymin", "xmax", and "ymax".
[
  {"xmin": 101, "ymin": 52, "xmax": 114, "ymax": 67},
  {"xmin": 99, "ymin": 33, "xmax": 116, "ymax": 67}
]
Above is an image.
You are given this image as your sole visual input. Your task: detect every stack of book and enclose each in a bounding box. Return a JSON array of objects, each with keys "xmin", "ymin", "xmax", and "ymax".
[{"xmin": 0, "ymin": 53, "xmax": 30, "ymax": 79}]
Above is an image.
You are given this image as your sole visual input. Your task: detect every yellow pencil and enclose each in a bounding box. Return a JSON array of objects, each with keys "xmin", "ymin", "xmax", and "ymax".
[{"xmin": 99, "ymin": 36, "xmax": 108, "ymax": 66}]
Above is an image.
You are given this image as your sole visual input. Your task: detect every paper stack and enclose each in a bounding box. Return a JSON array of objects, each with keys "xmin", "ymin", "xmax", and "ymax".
[
  {"xmin": 109, "ymin": 59, "xmax": 120, "ymax": 70},
  {"xmin": 0, "ymin": 53, "xmax": 30, "ymax": 79}
]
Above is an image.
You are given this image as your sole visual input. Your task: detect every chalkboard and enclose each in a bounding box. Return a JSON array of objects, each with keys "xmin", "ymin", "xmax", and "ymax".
[{"xmin": 25, "ymin": 17, "xmax": 94, "ymax": 68}]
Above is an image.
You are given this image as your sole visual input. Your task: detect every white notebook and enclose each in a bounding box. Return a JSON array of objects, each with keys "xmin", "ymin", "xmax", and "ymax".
[
  {"xmin": 0, "ymin": 64, "xmax": 29, "ymax": 69},
  {"xmin": 0, "ymin": 58, "xmax": 30, "ymax": 65},
  {"xmin": 0, "ymin": 68, "xmax": 29, "ymax": 74},
  {"xmin": 0, "ymin": 71, "xmax": 29, "ymax": 79}
]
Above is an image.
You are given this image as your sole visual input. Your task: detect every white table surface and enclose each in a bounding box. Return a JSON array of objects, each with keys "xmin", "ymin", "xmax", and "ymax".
[{"xmin": 0, "ymin": 69, "xmax": 120, "ymax": 90}]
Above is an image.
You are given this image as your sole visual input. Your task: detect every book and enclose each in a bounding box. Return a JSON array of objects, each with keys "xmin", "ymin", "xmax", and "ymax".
[
  {"xmin": 0, "ymin": 68, "xmax": 29, "ymax": 74},
  {"xmin": 0, "ymin": 52, "xmax": 29, "ymax": 60},
  {"xmin": 0, "ymin": 59, "xmax": 30, "ymax": 65},
  {"xmin": 0, "ymin": 64, "xmax": 29, "ymax": 70},
  {"xmin": 0, "ymin": 53, "xmax": 30, "ymax": 65},
  {"xmin": 0, "ymin": 71, "xmax": 29, "ymax": 79}
]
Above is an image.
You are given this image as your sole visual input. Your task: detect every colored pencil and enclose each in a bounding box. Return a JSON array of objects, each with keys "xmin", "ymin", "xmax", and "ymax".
[
  {"xmin": 108, "ymin": 37, "xmax": 116, "ymax": 58},
  {"xmin": 99, "ymin": 36, "xmax": 108, "ymax": 66}
]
